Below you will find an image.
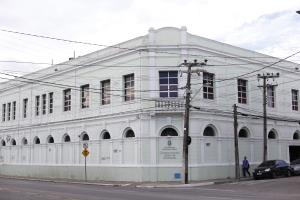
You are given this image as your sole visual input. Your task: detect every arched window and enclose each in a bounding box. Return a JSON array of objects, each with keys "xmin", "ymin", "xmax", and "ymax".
[
  {"xmin": 203, "ymin": 126, "xmax": 216, "ymax": 136},
  {"xmin": 47, "ymin": 135, "xmax": 54, "ymax": 143},
  {"xmin": 124, "ymin": 129, "xmax": 135, "ymax": 138},
  {"xmin": 268, "ymin": 130, "xmax": 277, "ymax": 139},
  {"xmin": 81, "ymin": 132, "xmax": 89, "ymax": 141},
  {"xmin": 34, "ymin": 137, "xmax": 40, "ymax": 144},
  {"xmin": 161, "ymin": 127, "xmax": 178, "ymax": 136},
  {"xmin": 63, "ymin": 134, "xmax": 71, "ymax": 142},
  {"xmin": 11, "ymin": 139, "xmax": 16, "ymax": 146},
  {"xmin": 22, "ymin": 137, "xmax": 28, "ymax": 145},
  {"xmin": 293, "ymin": 132, "xmax": 300, "ymax": 140},
  {"xmin": 238, "ymin": 128, "xmax": 249, "ymax": 138},
  {"xmin": 1, "ymin": 140, "xmax": 6, "ymax": 146},
  {"xmin": 101, "ymin": 131, "xmax": 111, "ymax": 140}
]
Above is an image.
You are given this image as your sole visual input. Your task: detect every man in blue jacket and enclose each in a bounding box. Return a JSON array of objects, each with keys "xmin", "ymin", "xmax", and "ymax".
[{"xmin": 242, "ymin": 156, "xmax": 251, "ymax": 177}]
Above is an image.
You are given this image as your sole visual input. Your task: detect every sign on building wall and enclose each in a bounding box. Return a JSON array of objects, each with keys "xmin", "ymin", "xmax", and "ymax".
[{"xmin": 159, "ymin": 138, "xmax": 181, "ymax": 163}]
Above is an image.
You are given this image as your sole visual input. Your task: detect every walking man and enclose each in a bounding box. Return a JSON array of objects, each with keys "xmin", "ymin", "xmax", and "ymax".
[{"xmin": 242, "ymin": 156, "xmax": 251, "ymax": 177}]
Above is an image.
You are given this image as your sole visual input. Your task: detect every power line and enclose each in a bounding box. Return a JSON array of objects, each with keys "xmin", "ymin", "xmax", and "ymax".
[{"xmin": 2, "ymin": 27, "xmax": 300, "ymax": 62}]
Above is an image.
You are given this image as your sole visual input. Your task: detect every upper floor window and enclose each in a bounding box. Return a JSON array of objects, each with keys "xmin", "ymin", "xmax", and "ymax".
[
  {"xmin": 292, "ymin": 89, "xmax": 298, "ymax": 111},
  {"xmin": 42, "ymin": 94, "xmax": 46, "ymax": 115},
  {"xmin": 63, "ymin": 89, "xmax": 71, "ymax": 111},
  {"xmin": 159, "ymin": 71, "xmax": 178, "ymax": 98},
  {"xmin": 81, "ymin": 84, "xmax": 89, "ymax": 108},
  {"xmin": 12, "ymin": 101, "xmax": 16, "ymax": 120},
  {"xmin": 267, "ymin": 85, "xmax": 275, "ymax": 108},
  {"xmin": 238, "ymin": 79, "xmax": 247, "ymax": 104},
  {"xmin": 124, "ymin": 74, "xmax": 134, "ymax": 101},
  {"xmin": 101, "ymin": 80, "xmax": 111, "ymax": 105},
  {"xmin": 23, "ymin": 98, "xmax": 28, "ymax": 118},
  {"xmin": 203, "ymin": 72, "xmax": 214, "ymax": 100},
  {"xmin": 49, "ymin": 92, "xmax": 53, "ymax": 114},
  {"xmin": 7, "ymin": 102, "xmax": 11, "ymax": 121},
  {"xmin": 2, "ymin": 103, "xmax": 6, "ymax": 122},
  {"xmin": 35, "ymin": 95, "xmax": 40, "ymax": 116}
]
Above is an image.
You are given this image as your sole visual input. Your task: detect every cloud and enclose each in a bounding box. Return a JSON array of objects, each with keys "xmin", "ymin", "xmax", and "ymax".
[{"xmin": 221, "ymin": 11, "xmax": 300, "ymax": 61}]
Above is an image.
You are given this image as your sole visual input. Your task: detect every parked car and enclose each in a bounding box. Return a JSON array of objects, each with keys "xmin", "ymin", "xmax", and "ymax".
[
  {"xmin": 290, "ymin": 159, "xmax": 300, "ymax": 175},
  {"xmin": 253, "ymin": 160, "xmax": 292, "ymax": 179}
]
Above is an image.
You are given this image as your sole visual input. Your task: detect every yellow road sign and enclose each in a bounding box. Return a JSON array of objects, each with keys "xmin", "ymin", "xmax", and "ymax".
[{"xmin": 82, "ymin": 148, "xmax": 89, "ymax": 157}]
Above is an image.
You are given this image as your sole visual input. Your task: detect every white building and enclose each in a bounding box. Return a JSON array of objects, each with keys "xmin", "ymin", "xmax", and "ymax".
[{"xmin": 0, "ymin": 27, "xmax": 300, "ymax": 182}]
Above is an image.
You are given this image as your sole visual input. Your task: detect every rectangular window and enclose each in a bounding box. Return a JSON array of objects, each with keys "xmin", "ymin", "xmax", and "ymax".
[
  {"xmin": 35, "ymin": 95, "xmax": 40, "ymax": 116},
  {"xmin": 63, "ymin": 89, "xmax": 71, "ymax": 111},
  {"xmin": 81, "ymin": 84, "xmax": 90, "ymax": 108},
  {"xmin": 49, "ymin": 92, "xmax": 53, "ymax": 114},
  {"xmin": 7, "ymin": 102, "xmax": 11, "ymax": 121},
  {"xmin": 124, "ymin": 74, "xmax": 134, "ymax": 101},
  {"xmin": 159, "ymin": 71, "xmax": 178, "ymax": 98},
  {"xmin": 23, "ymin": 98, "xmax": 28, "ymax": 118},
  {"xmin": 12, "ymin": 101, "xmax": 16, "ymax": 120},
  {"xmin": 292, "ymin": 89, "xmax": 299, "ymax": 111},
  {"xmin": 42, "ymin": 94, "xmax": 46, "ymax": 115},
  {"xmin": 101, "ymin": 80, "xmax": 111, "ymax": 105},
  {"xmin": 238, "ymin": 79, "xmax": 247, "ymax": 104},
  {"xmin": 267, "ymin": 85, "xmax": 275, "ymax": 108},
  {"xmin": 203, "ymin": 72, "xmax": 214, "ymax": 100},
  {"xmin": 2, "ymin": 103, "xmax": 6, "ymax": 122}
]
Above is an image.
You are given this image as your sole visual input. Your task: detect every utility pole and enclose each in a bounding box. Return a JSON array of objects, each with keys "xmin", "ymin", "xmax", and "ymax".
[
  {"xmin": 233, "ymin": 104, "xmax": 240, "ymax": 180},
  {"xmin": 181, "ymin": 59, "xmax": 207, "ymax": 184},
  {"xmin": 257, "ymin": 73, "xmax": 279, "ymax": 162}
]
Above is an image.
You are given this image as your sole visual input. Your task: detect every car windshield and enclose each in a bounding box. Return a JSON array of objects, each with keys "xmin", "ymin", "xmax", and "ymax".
[
  {"xmin": 291, "ymin": 159, "xmax": 300, "ymax": 165},
  {"xmin": 259, "ymin": 160, "xmax": 276, "ymax": 167}
]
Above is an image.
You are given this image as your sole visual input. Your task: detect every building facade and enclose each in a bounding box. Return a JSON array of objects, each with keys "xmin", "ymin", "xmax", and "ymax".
[{"xmin": 0, "ymin": 27, "xmax": 300, "ymax": 182}]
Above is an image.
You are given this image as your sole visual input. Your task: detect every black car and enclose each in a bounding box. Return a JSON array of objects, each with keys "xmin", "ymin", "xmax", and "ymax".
[
  {"xmin": 290, "ymin": 159, "xmax": 300, "ymax": 175},
  {"xmin": 253, "ymin": 160, "xmax": 292, "ymax": 179}
]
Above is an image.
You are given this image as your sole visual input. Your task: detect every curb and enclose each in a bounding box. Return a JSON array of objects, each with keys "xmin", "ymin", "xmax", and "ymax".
[
  {"xmin": 0, "ymin": 176, "xmax": 131, "ymax": 187},
  {"xmin": 136, "ymin": 181, "xmax": 214, "ymax": 188}
]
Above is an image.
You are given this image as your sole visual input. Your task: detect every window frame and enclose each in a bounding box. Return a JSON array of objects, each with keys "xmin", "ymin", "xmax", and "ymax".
[
  {"xmin": 80, "ymin": 84, "xmax": 90, "ymax": 109},
  {"xmin": 42, "ymin": 94, "xmax": 47, "ymax": 115},
  {"xmin": 63, "ymin": 89, "xmax": 71, "ymax": 112},
  {"xmin": 35, "ymin": 95, "xmax": 40, "ymax": 116},
  {"xmin": 159, "ymin": 71, "xmax": 178, "ymax": 98},
  {"xmin": 203, "ymin": 72, "xmax": 215, "ymax": 100},
  {"xmin": 2, "ymin": 103, "xmax": 6, "ymax": 122},
  {"xmin": 7, "ymin": 102, "xmax": 11, "ymax": 121},
  {"xmin": 101, "ymin": 79, "xmax": 111, "ymax": 105},
  {"xmin": 23, "ymin": 98, "xmax": 28, "ymax": 118},
  {"xmin": 292, "ymin": 89, "xmax": 299, "ymax": 111},
  {"xmin": 49, "ymin": 92, "xmax": 53, "ymax": 114},
  {"xmin": 267, "ymin": 85, "xmax": 275, "ymax": 108},
  {"xmin": 124, "ymin": 74, "xmax": 135, "ymax": 101},
  {"xmin": 237, "ymin": 79, "xmax": 247, "ymax": 104},
  {"xmin": 12, "ymin": 101, "xmax": 16, "ymax": 120}
]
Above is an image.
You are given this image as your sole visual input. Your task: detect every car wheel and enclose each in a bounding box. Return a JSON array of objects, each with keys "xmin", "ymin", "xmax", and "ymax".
[
  {"xmin": 272, "ymin": 172, "xmax": 277, "ymax": 179},
  {"xmin": 286, "ymin": 170, "xmax": 291, "ymax": 177}
]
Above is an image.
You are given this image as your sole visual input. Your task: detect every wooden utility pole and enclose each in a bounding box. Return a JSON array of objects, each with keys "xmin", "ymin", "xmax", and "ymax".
[
  {"xmin": 257, "ymin": 73, "xmax": 279, "ymax": 162},
  {"xmin": 233, "ymin": 104, "xmax": 240, "ymax": 180},
  {"xmin": 181, "ymin": 59, "xmax": 207, "ymax": 184}
]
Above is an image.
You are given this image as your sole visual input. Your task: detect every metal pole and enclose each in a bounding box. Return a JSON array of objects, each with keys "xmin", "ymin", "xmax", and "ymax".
[
  {"xmin": 183, "ymin": 61, "xmax": 192, "ymax": 184},
  {"xmin": 263, "ymin": 77, "xmax": 267, "ymax": 162},
  {"xmin": 233, "ymin": 104, "xmax": 240, "ymax": 180},
  {"xmin": 84, "ymin": 156, "xmax": 87, "ymax": 182}
]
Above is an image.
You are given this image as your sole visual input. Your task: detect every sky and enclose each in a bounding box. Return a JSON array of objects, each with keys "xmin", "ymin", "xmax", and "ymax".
[{"xmin": 0, "ymin": 0, "xmax": 300, "ymax": 77}]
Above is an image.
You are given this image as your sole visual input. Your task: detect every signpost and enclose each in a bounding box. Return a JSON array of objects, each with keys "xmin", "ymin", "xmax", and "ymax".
[{"xmin": 82, "ymin": 143, "xmax": 89, "ymax": 182}]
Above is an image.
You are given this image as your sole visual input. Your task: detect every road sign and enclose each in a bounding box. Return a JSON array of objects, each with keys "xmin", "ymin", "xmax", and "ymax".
[
  {"xmin": 82, "ymin": 148, "xmax": 89, "ymax": 157},
  {"xmin": 83, "ymin": 143, "xmax": 88, "ymax": 149}
]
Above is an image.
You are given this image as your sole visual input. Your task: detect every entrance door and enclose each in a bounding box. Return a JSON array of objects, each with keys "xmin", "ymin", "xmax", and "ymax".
[{"xmin": 289, "ymin": 146, "xmax": 300, "ymax": 162}]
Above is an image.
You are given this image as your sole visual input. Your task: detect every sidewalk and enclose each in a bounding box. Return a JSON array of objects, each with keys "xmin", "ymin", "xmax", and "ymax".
[
  {"xmin": 136, "ymin": 177, "xmax": 253, "ymax": 188},
  {"xmin": 0, "ymin": 175, "xmax": 253, "ymax": 188}
]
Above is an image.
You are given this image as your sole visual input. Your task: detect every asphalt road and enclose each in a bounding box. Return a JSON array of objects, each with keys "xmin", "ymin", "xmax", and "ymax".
[{"xmin": 0, "ymin": 176, "xmax": 300, "ymax": 200}]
